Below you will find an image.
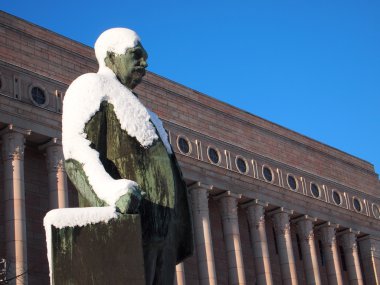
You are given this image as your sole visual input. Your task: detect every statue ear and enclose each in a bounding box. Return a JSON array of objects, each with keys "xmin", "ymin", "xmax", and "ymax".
[{"xmin": 106, "ymin": 51, "xmax": 115, "ymax": 64}]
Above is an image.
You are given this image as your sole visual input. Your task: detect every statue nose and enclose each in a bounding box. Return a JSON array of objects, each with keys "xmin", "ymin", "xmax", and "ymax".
[{"xmin": 140, "ymin": 59, "xmax": 148, "ymax": 68}]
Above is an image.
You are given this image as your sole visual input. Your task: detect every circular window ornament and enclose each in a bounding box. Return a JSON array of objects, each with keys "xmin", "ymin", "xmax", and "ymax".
[
  {"xmin": 207, "ymin": 146, "xmax": 221, "ymax": 165},
  {"xmin": 262, "ymin": 165, "xmax": 273, "ymax": 183},
  {"xmin": 352, "ymin": 197, "xmax": 362, "ymax": 212},
  {"xmin": 332, "ymin": 190, "xmax": 342, "ymax": 206},
  {"xmin": 29, "ymin": 85, "xmax": 49, "ymax": 107},
  {"xmin": 310, "ymin": 182, "xmax": 321, "ymax": 198},
  {"xmin": 177, "ymin": 135, "xmax": 191, "ymax": 155},
  {"xmin": 235, "ymin": 156, "xmax": 249, "ymax": 174},
  {"xmin": 372, "ymin": 203, "xmax": 380, "ymax": 219},
  {"xmin": 287, "ymin": 174, "xmax": 298, "ymax": 191}
]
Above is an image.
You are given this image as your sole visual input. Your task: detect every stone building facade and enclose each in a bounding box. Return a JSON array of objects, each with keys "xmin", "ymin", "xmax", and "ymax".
[{"xmin": 0, "ymin": 11, "xmax": 379, "ymax": 285}]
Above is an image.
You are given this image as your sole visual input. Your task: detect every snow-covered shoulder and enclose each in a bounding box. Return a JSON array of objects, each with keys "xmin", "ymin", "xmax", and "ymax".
[
  {"xmin": 62, "ymin": 68, "xmax": 173, "ymax": 207},
  {"xmin": 44, "ymin": 207, "xmax": 118, "ymax": 283}
]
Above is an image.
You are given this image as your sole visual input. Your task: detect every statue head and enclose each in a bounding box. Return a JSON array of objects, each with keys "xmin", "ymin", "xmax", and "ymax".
[{"xmin": 95, "ymin": 28, "xmax": 148, "ymax": 89}]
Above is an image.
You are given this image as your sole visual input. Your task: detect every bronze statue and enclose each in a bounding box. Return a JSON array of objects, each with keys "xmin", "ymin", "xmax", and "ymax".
[{"xmin": 62, "ymin": 28, "xmax": 193, "ymax": 285}]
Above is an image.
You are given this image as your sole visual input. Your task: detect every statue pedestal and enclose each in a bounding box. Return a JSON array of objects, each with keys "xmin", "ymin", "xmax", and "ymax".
[{"xmin": 50, "ymin": 214, "xmax": 145, "ymax": 285}]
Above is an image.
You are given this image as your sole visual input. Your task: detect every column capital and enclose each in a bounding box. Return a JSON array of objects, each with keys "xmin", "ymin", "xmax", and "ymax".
[
  {"xmin": 294, "ymin": 215, "xmax": 317, "ymax": 242},
  {"xmin": 1, "ymin": 125, "xmax": 30, "ymax": 161},
  {"xmin": 315, "ymin": 221, "xmax": 339, "ymax": 230},
  {"xmin": 244, "ymin": 199, "xmax": 267, "ymax": 228},
  {"xmin": 40, "ymin": 139, "xmax": 65, "ymax": 172},
  {"xmin": 267, "ymin": 207, "xmax": 294, "ymax": 217},
  {"xmin": 213, "ymin": 190, "xmax": 242, "ymax": 201},
  {"xmin": 292, "ymin": 214, "xmax": 317, "ymax": 223},
  {"xmin": 339, "ymin": 229, "xmax": 360, "ymax": 251},
  {"xmin": 38, "ymin": 137, "xmax": 62, "ymax": 151},
  {"xmin": 0, "ymin": 124, "xmax": 31, "ymax": 137},
  {"xmin": 188, "ymin": 182, "xmax": 213, "ymax": 192},
  {"xmin": 241, "ymin": 199, "xmax": 268, "ymax": 209},
  {"xmin": 270, "ymin": 208, "xmax": 293, "ymax": 236},
  {"xmin": 358, "ymin": 235, "xmax": 380, "ymax": 259},
  {"xmin": 337, "ymin": 228, "xmax": 360, "ymax": 237}
]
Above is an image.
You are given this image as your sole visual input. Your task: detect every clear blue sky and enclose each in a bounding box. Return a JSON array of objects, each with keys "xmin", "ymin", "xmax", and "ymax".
[{"xmin": 1, "ymin": 1, "xmax": 379, "ymax": 174}]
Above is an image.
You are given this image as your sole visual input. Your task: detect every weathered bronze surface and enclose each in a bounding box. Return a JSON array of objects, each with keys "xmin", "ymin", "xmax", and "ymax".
[{"xmin": 52, "ymin": 215, "xmax": 145, "ymax": 285}]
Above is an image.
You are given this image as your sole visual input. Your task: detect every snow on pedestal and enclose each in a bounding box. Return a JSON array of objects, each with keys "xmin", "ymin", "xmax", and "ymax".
[{"xmin": 44, "ymin": 207, "xmax": 145, "ymax": 284}]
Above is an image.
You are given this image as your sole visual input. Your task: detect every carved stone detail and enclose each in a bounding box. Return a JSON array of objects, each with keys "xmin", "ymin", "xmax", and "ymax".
[
  {"xmin": 246, "ymin": 204, "xmax": 266, "ymax": 230},
  {"xmin": 218, "ymin": 196, "xmax": 238, "ymax": 220},
  {"xmin": 320, "ymin": 225, "xmax": 337, "ymax": 248},
  {"xmin": 296, "ymin": 218, "xmax": 315, "ymax": 243},
  {"xmin": 272, "ymin": 212, "xmax": 291, "ymax": 236},
  {"xmin": 1, "ymin": 132, "xmax": 25, "ymax": 161},
  {"xmin": 341, "ymin": 231, "xmax": 358, "ymax": 252},
  {"xmin": 46, "ymin": 145, "xmax": 65, "ymax": 172},
  {"xmin": 189, "ymin": 186, "xmax": 210, "ymax": 213}
]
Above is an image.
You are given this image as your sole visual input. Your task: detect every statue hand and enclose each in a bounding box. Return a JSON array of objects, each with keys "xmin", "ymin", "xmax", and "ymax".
[{"xmin": 115, "ymin": 184, "xmax": 144, "ymax": 214}]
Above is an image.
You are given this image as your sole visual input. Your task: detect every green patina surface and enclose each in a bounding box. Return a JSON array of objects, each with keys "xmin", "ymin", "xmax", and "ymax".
[
  {"xmin": 65, "ymin": 101, "xmax": 192, "ymax": 258},
  {"xmin": 52, "ymin": 215, "xmax": 145, "ymax": 285}
]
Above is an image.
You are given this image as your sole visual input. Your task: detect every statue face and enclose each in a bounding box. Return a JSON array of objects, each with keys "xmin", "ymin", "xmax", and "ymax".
[{"xmin": 105, "ymin": 42, "xmax": 148, "ymax": 89}]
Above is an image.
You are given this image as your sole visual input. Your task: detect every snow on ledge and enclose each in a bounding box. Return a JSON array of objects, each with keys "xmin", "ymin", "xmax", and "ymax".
[{"xmin": 44, "ymin": 207, "xmax": 118, "ymax": 284}]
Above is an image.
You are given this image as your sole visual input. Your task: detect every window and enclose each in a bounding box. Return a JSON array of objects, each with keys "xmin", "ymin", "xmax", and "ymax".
[
  {"xmin": 236, "ymin": 156, "xmax": 248, "ymax": 174},
  {"xmin": 29, "ymin": 85, "xmax": 49, "ymax": 107},
  {"xmin": 332, "ymin": 190, "xmax": 342, "ymax": 205},
  {"xmin": 287, "ymin": 174, "xmax": 298, "ymax": 191},
  {"xmin": 262, "ymin": 166, "xmax": 273, "ymax": 182},
  {"xmin": 207, "ymin": 146, "xmax": 220, "ymax": 165},
  {"xmin": 177, "ymin": 136, "xmax": 191, "ymax": 155},
  {"xmin": 353, "ymin": 197, "xmax": 362, "ymax": 212},
  {"xmin": 310, "ymin": 182, "xmax": 320, "ymax": 198},
  {"xmin": 372, "ymin": 204, "xmax": 380, "ymax": 219},
  {"xmin": 31, "ymin": 87, "xmax": 46, "ymax": 105}
]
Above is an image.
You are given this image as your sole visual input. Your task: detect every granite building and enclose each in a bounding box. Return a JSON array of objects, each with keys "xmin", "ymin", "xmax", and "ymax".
[{"xmin": 0, "ymin": 11, "xmax": 379, "ymax": 285}]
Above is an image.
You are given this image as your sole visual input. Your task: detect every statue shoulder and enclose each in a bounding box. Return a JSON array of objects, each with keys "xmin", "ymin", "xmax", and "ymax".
[{"xmin": 65, "ymin": 73, "xmax": 102, "ymax": 100}]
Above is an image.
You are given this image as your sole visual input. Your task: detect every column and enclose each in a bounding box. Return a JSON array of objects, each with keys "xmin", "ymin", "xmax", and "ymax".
[
  {"xmin": 188, "ymin": 182, "xmax": 217, "ymax": 285},
  {"xmin": 318, "ymin": 222, "xmax": 343, "ymax": 285},
  {"xmin": 1, "ymin": 125, "xmax": 30, "ymax": 285},
  {"xmin": 243, "ymin": 200, "xmax": 273, "ymax": 285},
  {"xmin": 215, "ymin": 191, "xmax": 246, "ymax": 285},
  {"xmin": 175, "ymin": 262, "xmax": 186, "ymax": 285},
  {"xmin": 358, "ymin": 236, "xmax": 380, "ymax": 285},
  {"xmin": 39, "ymin": 138, "xmax": 68, "ymax": 209},
  {"xmin": 270, "ymin": 207, "xmax": 298, "ymax": 285},
  {"xmin": 294, "ymin": 215, "xmax": 321, "ymax": 285},
  {"xmin": 339, "ymin": 229, "xmax": 364, "ymax": 285}
]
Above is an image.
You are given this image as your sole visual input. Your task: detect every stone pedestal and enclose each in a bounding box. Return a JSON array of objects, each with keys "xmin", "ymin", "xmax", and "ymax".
[{"xmin": 50, "ymin": 214, "xmax": 145, "ymax": 285}]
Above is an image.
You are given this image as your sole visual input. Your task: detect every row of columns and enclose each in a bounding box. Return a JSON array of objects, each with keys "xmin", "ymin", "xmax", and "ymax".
[
  {"xmin": 187, "ymin": 182, "xmax": 369, "ymax": 285},
  {"xmin": 0, "ymin": 126, "xmax": 376, "ymax": 285},
  {"xmin": 1, "ymin": 125, "xmax": 68, "ymax": 285}
]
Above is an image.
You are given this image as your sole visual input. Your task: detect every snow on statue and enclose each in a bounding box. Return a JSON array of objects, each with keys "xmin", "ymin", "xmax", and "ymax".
[{"xmin": 62, "ymin": 28, "xmax": 193, "ymax": 284}]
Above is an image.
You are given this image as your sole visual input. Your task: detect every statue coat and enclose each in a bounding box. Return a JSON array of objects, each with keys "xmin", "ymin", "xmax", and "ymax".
[{"xmin": 65, "ymin": 100, "xmax": 193, "ymax": 264}]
